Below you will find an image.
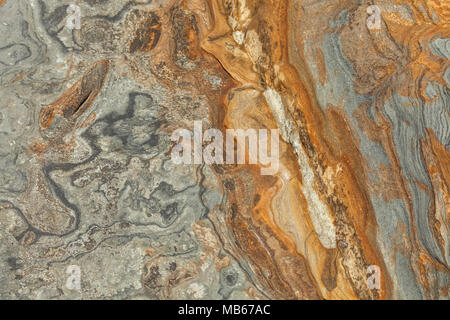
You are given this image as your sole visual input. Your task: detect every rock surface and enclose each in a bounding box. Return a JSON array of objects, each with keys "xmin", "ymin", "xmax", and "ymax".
[{"xmin": 0, "ymin": 0, "xmax": 448, "ymax": 299}]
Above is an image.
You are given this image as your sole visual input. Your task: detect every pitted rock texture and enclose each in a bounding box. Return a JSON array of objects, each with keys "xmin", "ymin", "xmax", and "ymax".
[{"xmin": 0, "ymin": 0, "xmax": 448, "ymax": 300}]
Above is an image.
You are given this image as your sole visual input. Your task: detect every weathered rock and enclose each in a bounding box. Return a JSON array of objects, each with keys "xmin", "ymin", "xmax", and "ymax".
[{"xmin": 0, "ymin": 0, "xmax": 448, "ymax": 300}]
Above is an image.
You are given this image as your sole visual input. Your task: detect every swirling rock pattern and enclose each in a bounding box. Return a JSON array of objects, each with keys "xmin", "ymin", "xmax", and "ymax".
[{"xmin": 0, "ymin": 0, "xmax": 448, "ymax": 300}]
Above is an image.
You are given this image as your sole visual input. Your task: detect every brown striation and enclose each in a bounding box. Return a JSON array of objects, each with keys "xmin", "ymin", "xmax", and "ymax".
[
  {"xmin": 128, "ymin": 10, "xmax": 162, "ymax": 54},
  {"xmin": 40, "ymin": 60, "xmax": 109, "ymax": 130}
]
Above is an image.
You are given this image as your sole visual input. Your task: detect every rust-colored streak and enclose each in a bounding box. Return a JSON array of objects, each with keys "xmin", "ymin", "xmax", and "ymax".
[
  {"xmin": 128, "ymin": 10, "xmax": 162, "ymax": 53},
  {"xmin": 421, "ymin": 129, "xmax": 450, "ymax": 269}
]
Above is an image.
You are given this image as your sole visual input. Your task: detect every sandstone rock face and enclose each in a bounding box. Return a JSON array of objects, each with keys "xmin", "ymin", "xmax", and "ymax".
[{"xmin": 0, "ymin": 0, "xmax": 448, "ymax": 300}]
